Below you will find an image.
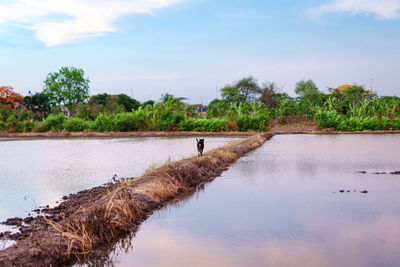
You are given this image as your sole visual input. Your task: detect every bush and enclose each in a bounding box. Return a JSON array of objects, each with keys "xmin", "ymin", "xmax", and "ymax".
[
  {"xmin": 5, "ymin": 119, "xmax": 22, "ymax": 132},
  {"xmin": 314, "ymin": 109, "xmax": 342, "ymax": 129},
  {"xmin": 43, "ymin": 113, "xmax": 66, "ymax": 131},
  {"xmin": 113, "ymin": 112, "xmax": 145, "ymax": 132},
  {"xmin": 158, "ymin": 110, "xmax": 184, "ymax": 131},
  {"xmin": 179, "ymin": 118, "xmax": 229, "ymax": 132},
  {"xmin": 360, "ymin": 116, "xmax": 380, "ymax": 131},
  {"xmin": 320, "ymin": 113, "xmax": 399, "ymax": 131},
  {"xmin": 33, "ymin": 121, "xmax": 47, "ymax": 133},
  {"xmin": 236, "ymin": 114, "xmax": 270, "ymax": 132},
  {"xmin": 380, "ymin": 116, "xmax": 394, "ymax": 130},
  {"xmin": 93, "ymin": 113, "xmax": 114, "ymax": 132},
  {"xmin": 0, "ymin": 108, "xmax": 11, "ymax": 122},
  {"xmin": 393, "ymin": 117, "xmax": 400, "ymax": 130},
  {"xmin": 21, "ymin": 121, "xmax": 34, "ymax": 132},
  {"xmin": 64, "ymin": 117, "xmax": 91, "ymax": 132}
]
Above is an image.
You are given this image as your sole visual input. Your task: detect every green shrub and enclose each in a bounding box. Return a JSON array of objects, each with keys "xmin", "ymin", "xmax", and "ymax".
[
  {"xmin": 337, "ymin": 119, "xmax": 349, "ymax": 131},
  {"xmin": 33, "ymin": 121, "xmax": 47, "ymax": 133},
  {"xmin": 360, "ymin": 116, "xmax": 380, "ymax": 130},
  {"xmin": 114, "ymin": 112, "xmax": 145, "ymax": 131},
  {"xmin": 93, "ymin": 113, "xmax": 114, "ymax": 132},
  {"xmin": 43, "ymin": 113, "xmax": 66, "ymax": 131},
  {"xmin": 64, "ymin": 117, "xmax": 91, "ymax": 132},
  {"xmin": 21, "ymin": 121, "xmax": 34, "ymax": 132},
  {"xmin": 380, "ymin": 116, "xmax": 394, "ymax": 130},
  {"xmin": 236, "ymin": 114, "xmax": 270, "ymax": 132},
  {"xmin": 5, "ymin": 119, "xmax": 22, "ymax": 132},
  {"xmin": 158, "ymin": 110, "xmax": 184, "ymax": 131},
  {"xmin": 179, "ymin": 118, "xmax": 229, "ymax": 132},
  {"xmin": 393, "ymin": 117, "xmax": 400, "ymax": 130},
  {"xmin": 0, "ymin": 121, "xmax": 6, "ymax": 131},
  {"xmin": 346, "ymin": 117, "xmax": 362, "ymax": 131},
  {"xmin": 314, "ymin": 109, "xmax": 342, "ymax": 129}
]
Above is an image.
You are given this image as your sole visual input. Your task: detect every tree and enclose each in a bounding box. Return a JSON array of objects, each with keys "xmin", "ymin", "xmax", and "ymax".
[
  {"xmin": 207, "ymin": 99, "xmax": 230, "ymax": 117},
  {"xmin": 160, "ymin": 93, "xmax": 186, "ymax": 104},
  {"xmin": 89, "ymin": 93, "xmax": 110, "ymax": 106},
  {"xmin": 221, "ymin": 76, "xmax": 260, "ymax": 104},
  {"xmin": 295, "ymin": 79, "xmax": 323, "ymax": 105},
  {"xmin": 330, "ymin": 84, "xmax": 376, "ymax": 115},
  {"xmin": 0, "ymin": 86, "xmax": 23, "ymax": 108},
  {"xmin": 117, "ymin": 94, "xmax": 140, "ymax": 111},
  {"xmin": 141, "ymin": 100, "xmax": 155, "ymax": 107},
  {"xmin": 43, "ymin": 66, "xmax": 90, "ymax": 113},
  {"xmin": 23, "ymin": 92, "xmax": 51, "ymax": 119},
  {"xmin": 258, "ymin": 82, "xmax": 279, "ymax": 108}
]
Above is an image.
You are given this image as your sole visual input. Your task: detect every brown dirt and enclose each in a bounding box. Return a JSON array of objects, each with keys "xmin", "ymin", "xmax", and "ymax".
[
  {"xmin": 0, "ymin": 133, "xmax": 274, "ymax": 266},
  {"xmin": 271, "ymin": 122, "xmax": 400, "ymax": 135},
  {"xmin": 270, "ymin": 121, "xmax": 317, "ymax": 134}
]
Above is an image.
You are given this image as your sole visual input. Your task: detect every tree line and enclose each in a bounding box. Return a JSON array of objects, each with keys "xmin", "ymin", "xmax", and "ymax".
[{"xmin": 0, "ymin": 66, "xmax": 399, "ymax": 132}]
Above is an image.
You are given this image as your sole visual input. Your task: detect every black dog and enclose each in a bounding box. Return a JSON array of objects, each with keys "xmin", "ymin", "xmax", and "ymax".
[{"xmin": 196, "ymin": 138, "xmax": 204, "ymax": 157}]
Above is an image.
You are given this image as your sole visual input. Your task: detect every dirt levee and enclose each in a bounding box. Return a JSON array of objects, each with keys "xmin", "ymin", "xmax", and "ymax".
[{"xmin": 0, "ymin": 133, "xmax": 274, "ymax": 266}]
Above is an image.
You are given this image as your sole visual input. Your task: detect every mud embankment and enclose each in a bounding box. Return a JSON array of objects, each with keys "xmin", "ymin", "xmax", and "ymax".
[
  {"xmin": 270, "ymin": 122, "xmax": 400, "ymax": 135},
  {"xmin": 0, "ymin": 133, "xmax": 274, "ymax": 266}
]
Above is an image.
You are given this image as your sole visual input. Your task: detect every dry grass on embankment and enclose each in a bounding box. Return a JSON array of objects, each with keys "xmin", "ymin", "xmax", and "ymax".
[{"xmin": 0, "ymin": 132, "xmax": 274, "ymax": 266}]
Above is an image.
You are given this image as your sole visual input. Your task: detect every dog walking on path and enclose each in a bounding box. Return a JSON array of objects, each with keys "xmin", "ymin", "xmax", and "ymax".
[{"xmin": 196, "ymin": 138, "xmax": 204, "ymax": 157}]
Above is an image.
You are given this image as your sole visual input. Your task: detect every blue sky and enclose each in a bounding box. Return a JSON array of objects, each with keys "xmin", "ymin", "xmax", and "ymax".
[{"xmin": 0, "ymin": 0, "xmax": 399, "ymax": 104}]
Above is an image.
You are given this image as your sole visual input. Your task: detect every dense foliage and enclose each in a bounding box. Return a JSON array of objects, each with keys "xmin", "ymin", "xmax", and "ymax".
[
  {"xmin": 43, "ymin": 66, "xmax": 90, "ymax": 113},
  {"xmin": 2, "ymin": 69, "xmax": 399, "ymax": 133}
]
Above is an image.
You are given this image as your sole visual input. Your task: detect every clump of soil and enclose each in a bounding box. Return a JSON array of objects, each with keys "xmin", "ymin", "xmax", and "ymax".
[
  {"xmin": 356, "ymin": 170, "xmax": 400, "ymax": 175},
  {"xmin": 333, "ymin": 189, "xmax": 368, "ymax": 194},
  {"xmin": 0, "ymin": 133, "xmax": 274, "ymax": 266}
]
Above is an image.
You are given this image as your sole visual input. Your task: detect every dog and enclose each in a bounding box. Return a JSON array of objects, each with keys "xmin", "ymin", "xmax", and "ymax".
[{"xmin": 196, "ymin": 138, "xmax": 204, "ymax": 157}]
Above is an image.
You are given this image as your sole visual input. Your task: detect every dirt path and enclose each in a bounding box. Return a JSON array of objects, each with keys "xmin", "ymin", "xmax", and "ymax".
[
  {"xmin": 0, "ymin": 133, "xmax": 274, "ymax": 266},
  {"xmin": 270, "ymin": 122, "xmax": 317, "ymax": 134},
  {"xmin": 270, "ymin": 122, "xmax": 400, "ymax": 135}
]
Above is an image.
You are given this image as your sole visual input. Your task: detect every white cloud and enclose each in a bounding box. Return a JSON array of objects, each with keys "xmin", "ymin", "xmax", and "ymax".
[
  {"xmin": 308, "ymin": 0, "xmax": 400, "ymax": 19},
  {"xmin": 0, "ymin": 0, "xmax": 187, "ymax": 46}
]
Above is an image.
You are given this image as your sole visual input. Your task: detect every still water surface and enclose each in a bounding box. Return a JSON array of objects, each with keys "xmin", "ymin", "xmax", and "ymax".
[
  {"xmin": 100, "ymin": 134, "xmax": 400, "ymax": 267},
  {"xmin": 0, "ymin": 137, "xmax": 237, "ymax": 222}
]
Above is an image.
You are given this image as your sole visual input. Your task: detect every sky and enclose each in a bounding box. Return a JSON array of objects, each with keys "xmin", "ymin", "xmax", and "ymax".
[{"xmin": 0, "ymin": 0, "xmax": 399, "ymax": 104}]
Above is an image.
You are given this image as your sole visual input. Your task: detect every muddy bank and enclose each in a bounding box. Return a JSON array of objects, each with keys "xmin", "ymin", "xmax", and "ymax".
[
  {"xmin": 270, "ymin": 123, "xmax": 400, "ymax": 135},
  {"xmin": 0, "ymin": 133, "xmax": 274, "ymax": 266},
  {"xmin": 0, "ymin": 131, "xmax": 254, "ymax": 140}
]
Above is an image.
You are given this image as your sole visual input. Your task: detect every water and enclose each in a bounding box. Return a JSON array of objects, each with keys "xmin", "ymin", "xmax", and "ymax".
[
  {"xmin": 100, "ymin": 134, "xmax": 400, "ymax": 267},
  {"xmin": 0, "ymin": 137, "xmax": 238, "ymax": 222}
]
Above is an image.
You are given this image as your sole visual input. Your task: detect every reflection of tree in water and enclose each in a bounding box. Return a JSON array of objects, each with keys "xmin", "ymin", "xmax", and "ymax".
[{"xmin": 76, "ymin": 184, "xmax": 208, "ymax": 266}]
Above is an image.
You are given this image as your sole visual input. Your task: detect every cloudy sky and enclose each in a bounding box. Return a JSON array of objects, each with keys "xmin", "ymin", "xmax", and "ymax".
[{"xmin": 0, "ymin": 0, "xmax": 399, "ymax": 104}]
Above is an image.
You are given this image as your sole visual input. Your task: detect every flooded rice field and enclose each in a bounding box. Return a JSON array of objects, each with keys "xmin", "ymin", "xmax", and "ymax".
[
  {"xmin": 89, "ymin": 134, "xmax": 400, "ymax": 267},
  {"xmin": 0, "ymin": 137, "xmax": 238, "ymax": 223}
]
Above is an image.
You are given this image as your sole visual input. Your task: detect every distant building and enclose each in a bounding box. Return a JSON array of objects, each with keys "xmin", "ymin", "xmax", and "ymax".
[{"xmin": 60, "ymin": 106, "xmax": 70, "ymax": 116}]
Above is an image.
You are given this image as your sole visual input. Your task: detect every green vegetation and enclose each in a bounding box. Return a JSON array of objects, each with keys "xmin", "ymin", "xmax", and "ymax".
[
  {"xmin": 314, "ymin": 94, "xmax": 400, "ymax": 131},
  {"xmin": 1, "ymin": 67, "xmax": 399, "ymax": 133},
  {"xmin": 43, "ymin": 66, "xmax": 90, "ymax": 113}
]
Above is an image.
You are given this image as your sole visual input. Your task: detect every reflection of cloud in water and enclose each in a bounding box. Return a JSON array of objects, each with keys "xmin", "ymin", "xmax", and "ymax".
[
  {"xmin": 303, "ymin": 214, "xmax": 400, "ymax": 267},
  {"xmin": 112, "ymin": 214, "xmax": 400, "ymax": 267},
  {"xmin": 115, "ymin": 224, "xmax": 332, "ymax": 267}
]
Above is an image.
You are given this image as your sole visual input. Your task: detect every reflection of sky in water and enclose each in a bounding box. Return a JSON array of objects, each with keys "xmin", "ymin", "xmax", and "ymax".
[
  {"xmin": 111, "ymin": 134, "xmax": 400, "ymax": 267},
  {"xmin": 0, "ymin": 137, "xmax": 238, "ymax": 222}
]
